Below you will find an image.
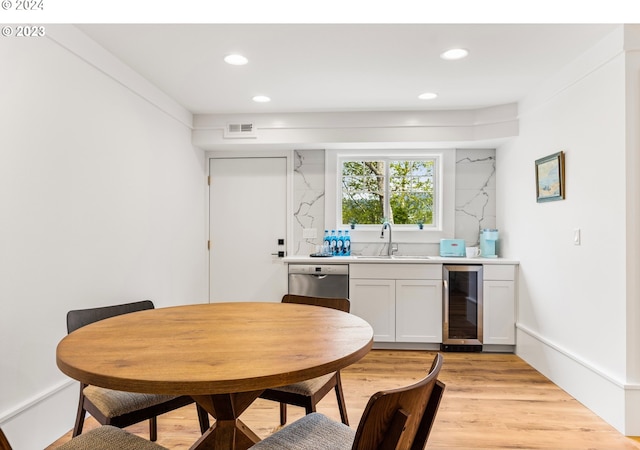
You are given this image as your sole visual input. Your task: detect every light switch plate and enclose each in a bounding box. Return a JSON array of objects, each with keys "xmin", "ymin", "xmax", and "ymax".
[{"xmin": 574, "ymin": 228, "xmax": 581, "ymax": 245}]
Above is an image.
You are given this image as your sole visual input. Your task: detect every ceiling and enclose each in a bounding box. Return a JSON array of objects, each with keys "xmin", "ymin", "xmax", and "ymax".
[{"xmin": 77, "ymin": 24, "xmax": 618, "ymax": 115}]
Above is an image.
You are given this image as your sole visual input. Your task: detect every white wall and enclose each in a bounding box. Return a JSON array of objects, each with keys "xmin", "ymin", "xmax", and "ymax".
[
  {"xmin": 0, "ymin": 29, "xmax": 208, "ymax": 447},
  {"xmin": 498, "ymin": 25, "xmax": 640, "ymax": 434}
]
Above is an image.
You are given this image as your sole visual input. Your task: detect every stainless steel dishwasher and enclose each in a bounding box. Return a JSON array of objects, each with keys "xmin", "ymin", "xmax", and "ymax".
[{"xmin": 288, "ymin": 264, "xmax": 349, "ymax": 298}]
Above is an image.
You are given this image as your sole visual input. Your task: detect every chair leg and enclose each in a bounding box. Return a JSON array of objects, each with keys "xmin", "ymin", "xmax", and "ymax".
[
  {"xmin": 72, "ymin": 411, "xmax": 86, "ymax": 437},
  {"xmin": 279, "ymin": 402, "xmax": 287, "ymax": 426},
  {"xmin": 72, "ymin": 385, "xmax": 87, "ymax": 437},
  {"xmin": 334, "ymin": 372, "xmax": 349, "ymax": 425},
  {"xmin": 305, "ymin": 401, "xmax": 317, "ymax": 414},
  {"xmin": 196, "ymin": 404, "xmax": 211, "ymax": 434},
  {"xmin": 149, "ymin": 417, "xmax": 158, "ymax": 442}
]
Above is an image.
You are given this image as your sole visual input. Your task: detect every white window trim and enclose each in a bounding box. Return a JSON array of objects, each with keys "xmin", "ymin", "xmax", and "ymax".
[{"xmin": 326, "ymin": 149, "xmax": 455, "ymax": 244}]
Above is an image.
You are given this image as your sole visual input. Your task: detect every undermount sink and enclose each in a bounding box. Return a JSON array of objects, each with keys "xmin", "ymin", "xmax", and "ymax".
[
  {"xmin": 355, "ymin": 255, "xmax": 432, "ymax": 260},
  {"xmin": 391, "ymin": 255, "xmax": 432, "ymax": 259}
]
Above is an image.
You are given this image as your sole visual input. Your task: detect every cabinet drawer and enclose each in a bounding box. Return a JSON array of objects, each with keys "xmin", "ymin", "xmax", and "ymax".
[
  {"xmin": 350, "ymin": 263, "xmax": 442, "ymax": 280},
  {"xmin": 483, "ymin": 265, "xmax": 515, "ymax": 281}
]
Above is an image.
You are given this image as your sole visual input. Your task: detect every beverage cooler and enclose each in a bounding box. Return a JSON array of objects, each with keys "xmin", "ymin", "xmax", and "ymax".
[{"xmin": 442, "ymin": 265, "xmax": 483, "ymax": 352}]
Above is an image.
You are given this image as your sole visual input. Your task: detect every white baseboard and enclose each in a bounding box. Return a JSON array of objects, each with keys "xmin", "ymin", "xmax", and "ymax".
[
  {"xmin": 0, "ymin": 380, "xmax": 77, "ymax": 449},
  {"xmin": 516, "ymin": 324, "xmax": 640, "ymax": 435}
]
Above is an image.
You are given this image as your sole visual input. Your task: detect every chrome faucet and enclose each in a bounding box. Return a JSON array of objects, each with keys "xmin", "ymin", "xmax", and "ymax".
[{"xmin": 380, "ymin": 220, "xmax": 396, "ymax": 256}]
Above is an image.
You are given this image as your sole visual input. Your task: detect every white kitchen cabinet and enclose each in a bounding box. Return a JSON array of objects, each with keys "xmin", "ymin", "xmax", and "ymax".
[
  {"xmin": 395, "ymin": 279, "xmax": 442, "ymax": 342},
  {"xmin": 349, "ymin": 278, "xmax": 395, "ymax": 342},
  {"xmin": 483, "ymin": 265, "xmax": 516, "ymax": 345},
  {"xmin": 349, "ymin": 264, "xmax": 442, "ymax": 343}
]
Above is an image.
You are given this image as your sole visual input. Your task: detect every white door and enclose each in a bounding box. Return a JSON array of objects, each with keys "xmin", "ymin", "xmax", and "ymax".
[{"xmin": 209, "ymin": 157, "xmax": 288, "ymax": 302}]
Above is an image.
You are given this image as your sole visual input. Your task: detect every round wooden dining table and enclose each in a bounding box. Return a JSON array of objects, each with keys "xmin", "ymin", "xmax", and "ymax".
[{"xmin": 56, "ymin": 302, "xmax": 374, "ymax": 450}]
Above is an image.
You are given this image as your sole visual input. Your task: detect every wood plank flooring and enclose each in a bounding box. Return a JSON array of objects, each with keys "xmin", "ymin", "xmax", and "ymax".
[{"xmin": 47, "ymin": 350, "xmax": 640, "ymax": 449}]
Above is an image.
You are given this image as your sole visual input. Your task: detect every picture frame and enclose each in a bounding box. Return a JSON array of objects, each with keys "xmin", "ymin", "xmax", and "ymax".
[{"xmin": 535, "ymin": 151, "xmax": 565, "ymax": 203}]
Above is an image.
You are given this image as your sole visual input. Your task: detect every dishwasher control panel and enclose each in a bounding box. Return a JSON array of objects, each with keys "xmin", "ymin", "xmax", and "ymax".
[{"xmin": 288, "ymin": 264, "xmax": 349, "ymax": 275}]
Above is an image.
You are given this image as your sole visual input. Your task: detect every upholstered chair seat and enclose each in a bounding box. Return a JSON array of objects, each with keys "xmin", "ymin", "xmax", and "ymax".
[
  {"xmin": 272, "ymin": 373, "xmax": 335, "ymax": 396},
  {"xmin": 82, "ymin": 386, "xmax": 177, "ymax": 417},
  {"xmin": 56, "ymin": 425, "xmax": 168, "ymax": 450},
  {"xmin": 250, "ymin": 412, "xmax": 354, "ymax": 450},
  {"xmin": 1, "ymin": 425, "xmax": 167, "ymax": 450}
]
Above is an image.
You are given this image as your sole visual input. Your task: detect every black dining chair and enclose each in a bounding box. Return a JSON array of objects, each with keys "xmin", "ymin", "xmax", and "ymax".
[
  {"xmin": 66, "ymin": 300, "xmax": 210, "ymax": 441},
  {"xmin": 259, "ymin": 294, "xmax": 351, "ymax": 426},
  {"xmin": 1, "ymin": 425, "xmax": 168, "ymax": 450},
  {"xmin": 250, "ymin": 353, "xmax": 445, "ymax": 450}
]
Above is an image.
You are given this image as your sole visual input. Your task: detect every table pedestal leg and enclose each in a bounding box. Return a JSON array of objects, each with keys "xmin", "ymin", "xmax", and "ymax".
[{"xmin": 191, "ymin": 391, "xmax": 263, "ymax": 450}]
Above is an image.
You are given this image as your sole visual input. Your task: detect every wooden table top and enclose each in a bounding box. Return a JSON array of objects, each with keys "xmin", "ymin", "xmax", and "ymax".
[{"xmin": 56, "ymin": 302, "xmax": 374, "ymax": 396}]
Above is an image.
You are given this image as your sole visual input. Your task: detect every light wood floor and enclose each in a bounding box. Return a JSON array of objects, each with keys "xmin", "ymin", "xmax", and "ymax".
[{"xmin": 48, "ymin": 350, "xmax": 640, "ymax": 449}]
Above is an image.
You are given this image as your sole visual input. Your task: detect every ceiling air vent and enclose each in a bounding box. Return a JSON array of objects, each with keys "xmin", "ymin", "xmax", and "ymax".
[{"xmin": 224, "ymin": 122, "xmax": 257, "ymax": 139}]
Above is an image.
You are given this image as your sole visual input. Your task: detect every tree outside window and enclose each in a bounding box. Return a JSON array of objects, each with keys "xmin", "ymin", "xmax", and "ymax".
[{"xmin": 341, "ymin": 158, "xmax": 435, "ymax": 226}]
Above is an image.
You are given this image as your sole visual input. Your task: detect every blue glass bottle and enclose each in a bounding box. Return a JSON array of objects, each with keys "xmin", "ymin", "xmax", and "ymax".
[
  {"xmin": 336, "ymin": 230, "xmax": 344, "ymax": 256},
  {"xmin": 343, "ymin": 229, "xmax": 351, "ymax": 256},
  {"xmin": 323, "ymin": 230, "xmax": 331, "ymax": 255},
  {"xmin": 329, "ymin": 230, "xmax": 337, "ymax": 256}
]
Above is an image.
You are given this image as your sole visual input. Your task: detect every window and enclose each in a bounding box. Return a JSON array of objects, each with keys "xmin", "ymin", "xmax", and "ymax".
[
  {"xmin": 340, "ymin": 157, "xmax": 436, "ymax": 227},
  {"xmin": 325, "ymin": 149, "xmax": 454, "ymax": 243}
]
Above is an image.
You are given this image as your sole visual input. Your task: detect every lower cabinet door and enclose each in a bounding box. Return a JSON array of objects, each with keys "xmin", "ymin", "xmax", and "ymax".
[
  {"xmin": 396, "ymin": 279, "xmax": 443, "ymax": 343},
  {"xmin": 483, "ymin": 280, "xmax": 515, "ymax": 345},
  {"xmin": 349, "ymin": 278, "xmax": 395, "ymax": 342}
]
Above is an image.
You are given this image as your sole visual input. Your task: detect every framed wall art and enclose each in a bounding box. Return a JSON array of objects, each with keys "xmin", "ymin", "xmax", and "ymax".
[{"xmin": 535, "ymin": 151, "xmax": 565, "ymax": 203}]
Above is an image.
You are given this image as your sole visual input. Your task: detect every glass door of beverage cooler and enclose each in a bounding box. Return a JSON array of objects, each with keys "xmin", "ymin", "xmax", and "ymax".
[{"xmin": 443, "ymin": 265, "xmax": 483, "ymax": 350}]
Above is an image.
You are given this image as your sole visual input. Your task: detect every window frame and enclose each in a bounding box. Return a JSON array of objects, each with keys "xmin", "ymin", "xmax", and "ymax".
[
  {"xmin": 339, "ymin": 156, "xmax": 438, "ymax": 229},
  {"xmin": 325, "ymin": 148, "xmax": 456, "ymax": 244}
]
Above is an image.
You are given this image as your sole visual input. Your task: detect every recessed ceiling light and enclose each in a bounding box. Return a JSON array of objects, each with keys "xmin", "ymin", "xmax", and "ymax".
[
  {"xmin": 224, "ymin": 54, "xmax": 248, "ymax": 65},
  {"xmin": 440, "ymin": 48, "xmax": 469, "ymax": 61},
  {"xmin": 252, "ymin": 95, "xmax": 271, "ymax": 103},
  {"xmin": 418, "ymin": 92, "xmax": 438, "ymax": 100}
]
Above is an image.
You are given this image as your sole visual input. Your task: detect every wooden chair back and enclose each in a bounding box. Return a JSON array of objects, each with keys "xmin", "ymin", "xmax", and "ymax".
[
  {"xmin": 351, "ymin": 353, "xmax": 444, "ymax": 450},
  {"xmin": 282, "ymin": 294, "xmax": 350, "ymax": 313},
  {"xmin": 67, "ymin": 300, "xmax": 154, "ymax": 333},
  {"xmin": 0, "ymin": 428, "xmax": 12, "ymax": 450},
  {"xmin": 410, "ymin": 379, "xmax": 445, "ymax": 450}
]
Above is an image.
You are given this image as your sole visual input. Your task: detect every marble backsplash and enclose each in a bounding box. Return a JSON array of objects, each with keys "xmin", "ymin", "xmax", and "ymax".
[
  {"xmin": 454, "ymin": 149, "xmax": 496, "ymax": 247},
  {"xmin": 292, "ymin": 150, "xmax": 326, "ymax": 256},
  {"xmin": 292, "ymin": 148, "xmax": 496, "ymax": 256}
]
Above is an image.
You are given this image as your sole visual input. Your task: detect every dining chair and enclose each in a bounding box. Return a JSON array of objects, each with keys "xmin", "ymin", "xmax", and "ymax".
[
  {"xmin": 250, "ymin": 353, "xmax": 445, "ymax": 450},
  {"xmin": 66, "ymin": 300, "xmax": 210, "ymax": 441},
  {"xmin": 0, "ymin": 428, "xmax": 11, "ymax": 450},
  {"xmin": 0, "ymin": 425, "xmax": 167, "ymax": 450},
  {"xmin": 259, "ymin": 294, "xmax": 351, "ymax": 425}
]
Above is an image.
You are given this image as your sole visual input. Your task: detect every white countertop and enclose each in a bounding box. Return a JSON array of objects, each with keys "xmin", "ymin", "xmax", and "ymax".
[{"xmin": 284, "ymin": 255, "xmax": 519, "ymax": 265}]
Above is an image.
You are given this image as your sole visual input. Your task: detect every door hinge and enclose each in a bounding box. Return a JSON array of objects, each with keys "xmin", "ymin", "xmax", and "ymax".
[
  {"xmin": 207, "ymin": 176, "xmax": 211, "ymax": 186},
  {"xmin": 207, "ymin": 240, "xmax": 211, "ymax": 250}
]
